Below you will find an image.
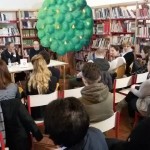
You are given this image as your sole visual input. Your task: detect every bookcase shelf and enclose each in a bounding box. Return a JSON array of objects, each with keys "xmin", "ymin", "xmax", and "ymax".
[
  {"xmin": 111, "ymin": 18, "xmax": 136, "ymax": 21},
  {"xmin": 111, "ymin": 32, "xmax": 135, "ymax": 35},
  {"xmin": 0, "ymin": 35, "xmax": 21, "ymax": 38},
  {"xmin": 22, "ymin": 36, "xmax": 38, "ymax": 39}
]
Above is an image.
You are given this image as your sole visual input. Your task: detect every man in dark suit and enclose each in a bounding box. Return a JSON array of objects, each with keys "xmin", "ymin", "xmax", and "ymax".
[
  {"xmin": 1, "ymin": 42, "xmax": 20, "ymax": 64},
  {"xmin": 29, "ymin": 41, "xmax": 44, "ymax": 60}
]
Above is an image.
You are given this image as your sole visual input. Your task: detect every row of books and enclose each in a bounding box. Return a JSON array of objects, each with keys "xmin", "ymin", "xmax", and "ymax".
[
  {"xmin": 0, "ymin": 27, "xmax": 20, "ymax": 36},
  {"xmin": 22, "ymin": 21, "xmax": 36, "ymax": 28},
  {"xmin": 0, "ymin": 12, "xmax": 16, "ymax": 22},
  {"xmin": 111, "ymin": 35, "xmax": 135, "ymax": 45},
  {"xmin": 0, "ymin": 37, "xmax": 20, "ymax": 45},
  {"xmin": 111, "ymin": 7, "xmax": 136, "ymax": 19},
  {"xmin": 137, "ymin": 26, "xmax": 150, "ymax": 38},
  {"xmin": 93, "ymin": 7, "xmax": 136, "ymax": 19},
  {"xmin": 92, "ymin": 38, "xmax": 110, "ymax": 49},
  {"xmin": 23, "ymin": 39, "xmax": 34, "ymax": 47},
  {"xmin": 111, "ymin": 21, "xmax": 135, "ymax": 32},
  {"xmin": 22, "ymin": 30, "xmax": 37, "ymax": 37},
  {"xmin": 95, "ymin": 21, "xmax": 110, "ymax": 34},
  {"xmin": 20, "ymin": 11, "xmax": 37, "ymax": 19}
]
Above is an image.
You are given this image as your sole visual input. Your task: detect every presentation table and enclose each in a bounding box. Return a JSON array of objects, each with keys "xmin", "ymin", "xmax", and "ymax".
[{"xmin": 8, "ymin": 60, "xmax": 68, "ymax": 89}]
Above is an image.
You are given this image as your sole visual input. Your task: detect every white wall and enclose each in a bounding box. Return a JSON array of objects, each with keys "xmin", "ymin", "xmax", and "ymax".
[{"xmin": 0, "ymin": 0, "xmax": 144, "ymax": 9}]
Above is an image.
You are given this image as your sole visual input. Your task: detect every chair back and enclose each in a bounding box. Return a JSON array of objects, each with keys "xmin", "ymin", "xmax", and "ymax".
[
  {"xmin": 27, "ymin": 91, "xmax": 58, "ymax": 114},
  {"xmin": 64, "ymin": 87, "xmax": 84, "ymax": 98},
  {"xmin": 90, "ymin": 112, "xmax": 120, "ymax": 138},
  {"xmin": 114, "ymin": 75, "xmax": 133, "ymax": 89},
  {"xmin": 135, "ymin": 72, "xmax": 148, "ymax": 84}
]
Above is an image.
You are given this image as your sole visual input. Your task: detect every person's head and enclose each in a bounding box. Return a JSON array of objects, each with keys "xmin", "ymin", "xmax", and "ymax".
[
  {"xmin": 6, "ymin": 42, "xmax": 15, "ymax": 52},
  {"xmin": 141, "ymin": 46, "xmax": 150, "ymax": 62},
  {"xmin": 110, "ymin": 45, "xmax": 121, "ymax": 57},
  {"xmin": 0, "ymin": 60, "xmax": 12, "ymax": 89},
  {"xmin": 39, "ymin": 50, "xmax": 50, "ymax": 65},
  {"xmin": 95, "ymin": 48, "xmax": 107, "ymax": 57},
  {"xmin": 81, "ymin": 62, "xmax": 101, "ymax": 86},
  {"xmin": 33, "ymin": 41, "xmax": 40, "ymax": 50},
  {"xmin": 44, "ymin": 97, "xmax": 89, "ymax": 148},
  {"xmin": 28, "ymin": 54, "xmax": 52, "ymax": 94},
  {"xmin": 122, "ymin": 41, "xmax": 132, "ymax": 52}
]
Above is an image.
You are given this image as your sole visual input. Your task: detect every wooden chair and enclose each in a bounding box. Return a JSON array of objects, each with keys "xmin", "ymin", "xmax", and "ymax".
[
  {"xmin": 27, "ymin": 91, "xmax": 58, "ymax": 126},
  {"xmin": 90, "ymin": 112, "xmax": 120, "ymax": 138},
  {"xmin": 0, "ymin": 132, "xmax": 8, "ymax": 150},
  {"xmin": 113, "ymin": 76, "xmax": 133, "ymax": 111}
]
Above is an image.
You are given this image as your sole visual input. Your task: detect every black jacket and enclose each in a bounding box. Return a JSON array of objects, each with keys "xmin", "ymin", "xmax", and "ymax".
[
  {"xmin": 1, "ymin": 49, "xmax": 20, "ymax": 65},
  {"xmin": 1, "ymin": 99, "xmax": 43, "ymax": 150},
  {"xmin": 29, "ymin": 47, "xmax": 44, "ymax": 60}
]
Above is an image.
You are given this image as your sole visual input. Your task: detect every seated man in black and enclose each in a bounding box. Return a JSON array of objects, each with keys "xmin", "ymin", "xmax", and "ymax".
[
  {"xmin": 44, "ymin": 97, "xmax": 108, "ymax": 150},
  {"xmin": 1, "ymin": 42, "xmax": 25, "ymax": 82},
  {"xmin": 1, "ymin": 42, "xmax": 20, "ymax": 64},
  {"xmin": 29, "ymin": 40, "xmax": 44, "ymax": 60},
  {"xmin": 39, "ymin": 50, "xmax": 60, "ymax": 82}
]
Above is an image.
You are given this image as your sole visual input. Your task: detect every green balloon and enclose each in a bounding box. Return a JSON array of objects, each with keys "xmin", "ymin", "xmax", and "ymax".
[
  {"xmin": 84, "ymin": 6, "xmax": 93, "ymax": 17},
  {"xmin": 60, "ymin": 4, "xmax": 69, "ymax": 13},
  {"xmin": 55, "ymin": 31, "xmax": 65, "ymax": 40},
  {"xmin": 84, "ymin": 29, "xmax": 93, "ymax": 38},
  {"xmin": 49, "ymin": 0, "xmax": 56, "ymax": 5},
  {"xmin": 84, "ymin": 18, "xmax": 93, "ymax": 28},
  {"xmin": 57, "ymin": 0, "xmax": 63, "ymax": 5},
  {"xmin": 36, "ymin": 20, "xmax": 45, "ymax": 30},
  {"xmin": 65, "ymin": 13, "xmax": 73, "ymax": 23},
  {"xmin": 72, "ymin": 37, "xmax": 80, "ymax": 44},
  {"xmin": 75, "ymin": 0, "xmax": 87, "ymax": 8},
  {"xmin": 72, "ymin": 9, "xmax": 82, "ymax": 18},
  {"xmin": 67, "ymin": 30, "xmax": 75, "ymax": 38},
  {"xmin": 67, "ymin": 3, "xmax": 76, "ymax": 12},
  {"xmin": 55, "ymin": 14, "xmax": 64, "ymax": 23},
  {"xmin": 38, "ymin": 10, "xmax": 47, "ymax": 19},
  {"xmin": 57, "ymin": 45, "xmax": 66, "ymax": 55},
  {"xmin": 75, "ymin": 43, "xmax": 83, "ymax": 51},
  {"xmin": 41, "ymin": 37, "xmax": 50, "ymax": 47},
  {"xmin": 42, "ymin": 0, "xmax": 50, "ymax": 8},
  {"xmin": 49, "ymin": 25, "xmax": 54, "ymax": 34},
  {"xmin": 51, "ymin": 41, "xmax": 58, "ymax": 50},
  {"xmin": 45, "ymin": 17, "xmax": 55, "ymax": 24},
  {"xmin": 66, "ymin": 42, "xmax": 74, "ymax": 51},
  {"xmin": 38, "ymin": 30, "xmax": 45, "ymax": 39},
  {"xmin": 47, "ymin": 8, "xmax": 55, "ymax": 16},
  {"xmin": 76, "ymin": 21, "xmax": 84, "ymax": 30},
  {"xmin": 62, "ymin": 22, "xmax": 69, "ymax": 31}
]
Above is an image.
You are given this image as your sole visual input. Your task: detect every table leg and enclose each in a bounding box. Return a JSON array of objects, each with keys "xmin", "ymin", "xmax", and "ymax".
[
  {"xmin": 11, "ymin": 73, "xmax": 15, "ymax": 83},
  {"xmin": 63, "ymin": 65, "xmax": 66, "ymax": 90}
]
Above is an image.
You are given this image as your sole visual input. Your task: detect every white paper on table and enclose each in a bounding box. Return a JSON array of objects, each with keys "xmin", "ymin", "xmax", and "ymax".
[{"xmin": 20, "ymin": 59, "xmax": 28, "ymax": 68}]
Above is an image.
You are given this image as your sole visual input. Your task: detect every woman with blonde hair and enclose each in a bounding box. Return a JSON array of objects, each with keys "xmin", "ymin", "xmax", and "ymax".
[
  {"xmin": 27, "ymin": 54, "xmax": 57, "ymax": 95},
  {"xmin": 26, "ymin": 54, "xmax": 57, "ymax": 119}
]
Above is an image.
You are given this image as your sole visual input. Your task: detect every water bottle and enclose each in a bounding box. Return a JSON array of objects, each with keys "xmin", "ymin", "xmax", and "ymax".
[{"xmin": 8, "ymin": 58, "xmax": 11, "ymax": 67}]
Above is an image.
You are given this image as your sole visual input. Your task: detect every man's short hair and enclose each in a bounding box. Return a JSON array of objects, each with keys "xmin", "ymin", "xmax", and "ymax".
[
  {"xmin": 39, "ymin": 50, "xmax": 50, "ymax": 64},
  {"xmin": 82, "ymin": 62, "xmax": 101, "ymax": 84},
  {"xmin": 44, "ymin": 97, "xmax": 89, "ymax": 148}
]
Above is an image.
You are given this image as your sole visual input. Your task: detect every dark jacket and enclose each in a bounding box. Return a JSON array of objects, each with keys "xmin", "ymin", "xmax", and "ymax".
[
  {"xmin": 29, "ymin": 47, "xmax": 44, "ymax": 60},
  {"xmin": 123, "ymin": 52, "xmax": 134, "ymax": 75},
  {"xmin": 49, "ymin": 67, "xmax": 60, "ymax": 82},
  {"xmin": 1, "ymin": 49, "xmax": 20, "ymax": 64},
  {"xmin": 1, "ymin": 98, "xmax": 43, "ymax": 150},
  {"xmin": 94, "ymin": 58, "xmax": 110, "ymax": 71},
  {"xmin": 80, "ymin": 83, "xmax": 114, "ymax": 123},
  {"xmin": 66, "ymin": 127, "xmax": 108, "ymax": 150}
]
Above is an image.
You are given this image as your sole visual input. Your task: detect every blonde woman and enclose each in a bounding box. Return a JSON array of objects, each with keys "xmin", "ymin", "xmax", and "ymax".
[
  {"xmin": 26, "ymin": 54, "xmax": 57, "ymax": 119},
  {"xmin": 27, "ymin": 54, "xmax": 57, "ymax": 95}
]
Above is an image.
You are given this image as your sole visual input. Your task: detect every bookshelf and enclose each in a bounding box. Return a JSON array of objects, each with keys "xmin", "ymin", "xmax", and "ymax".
[{"xmin": 0, "ymin": 10, "xmax": 21, "ymax": 52}]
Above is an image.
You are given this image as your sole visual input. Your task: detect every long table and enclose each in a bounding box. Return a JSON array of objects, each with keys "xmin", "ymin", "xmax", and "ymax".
[{"xmin": 8, "ymin": 60, "xmax": 68, "ymax": 89}]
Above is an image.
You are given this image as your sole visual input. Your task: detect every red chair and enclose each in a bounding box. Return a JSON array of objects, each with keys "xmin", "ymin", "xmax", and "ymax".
[{"xmin": 0, "ymin": 132, "xmax": 5, "ymax": 150}]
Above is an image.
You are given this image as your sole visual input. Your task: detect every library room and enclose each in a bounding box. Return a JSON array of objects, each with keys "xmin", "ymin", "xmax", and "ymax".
[{"xmin": 0, "ymin": 0, "xmax": 150, "ymax": 150}]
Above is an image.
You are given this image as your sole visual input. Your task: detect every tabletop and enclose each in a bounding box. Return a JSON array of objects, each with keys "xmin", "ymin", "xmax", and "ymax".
[{"xmin": 8, "ymin": 60, "xmax": 68, "ymax": 73}]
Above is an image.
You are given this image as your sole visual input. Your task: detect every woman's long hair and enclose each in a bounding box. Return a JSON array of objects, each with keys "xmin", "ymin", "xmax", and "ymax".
[
  {"xmin": 28, "ymin": 54, "xmax": 52, "ymax": 94},
  {"xmin": 0, "ymin": 60, "xmax": 12, "ymax": 89}
]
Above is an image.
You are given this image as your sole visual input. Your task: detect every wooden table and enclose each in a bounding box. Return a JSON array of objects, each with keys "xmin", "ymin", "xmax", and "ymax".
[{"xmin": 8, "ymin": 60, "xmax": 68, "ymax": 89}]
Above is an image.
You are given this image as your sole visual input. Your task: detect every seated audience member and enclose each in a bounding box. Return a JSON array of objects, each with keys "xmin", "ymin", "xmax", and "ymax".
[
  {"xmin": 107, "ymin": 106, "xmax": 150, "ymax": 150},
  {"xmin": 29, "ymin": 41, "xmax": 44, "ymax": 60},
  {"xmin": 44, "ymin": 97, "xmax": 108, "ymax": 150},
  {"xmin": 0, "ymin": 60, "xmax": 43, "ymax": 150},
  {"xmin": 69, "ymin": 48, "xmax": 112, "ymax": 90},
  {"xmin": 26, "ymin": 54, "xmax": 57, "ymax": 119},
  {"xmin": 132, "ymin": 45, "xmax": 150, "ymax": 74},
  {"xmin": 1, "ymin": 42, "xmax": 20, "ymax": 64},
  {"xmin": 117, "ymin": 60, "xmax": 150, "ymax": 118},
  {"xmin": 80, "ymin": 62, "xmax": 114, "ymax": 122},
  {"xmin": 109, "ymin": 45, "xmax": 126, "ymax": 71},
  {"xmin": 39, "ymin": 50, "xmax": 60, "ymax": 82},
  {"xmin": 122, "ymin": 41, "xmax": 135, "ymax": 76}
]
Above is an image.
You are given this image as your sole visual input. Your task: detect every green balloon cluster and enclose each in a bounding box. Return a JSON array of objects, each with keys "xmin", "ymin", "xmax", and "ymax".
[{"xmin": 37, "ymin": 0, "xmax": 93, "ymax": 55}]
